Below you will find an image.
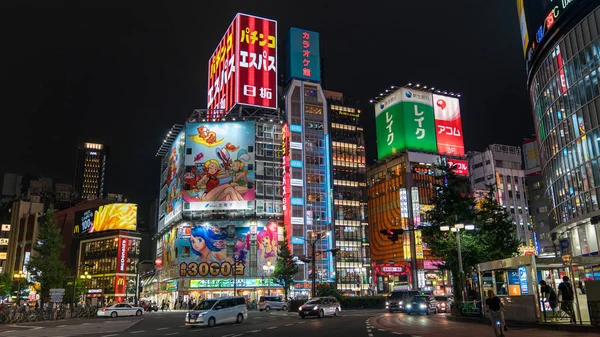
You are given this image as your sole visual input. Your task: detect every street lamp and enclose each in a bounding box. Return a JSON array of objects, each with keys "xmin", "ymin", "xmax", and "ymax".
[
  {"xmin": 262, "ymin": 261, "xmax": 274, "ymax": 295},
  {"xmin": 13, "ymin": 271, "xmax": 27, "ymax": 306},
  {"xmin": 440, "ymin": 223, "xmax": 475, "ymax": 302},
  {"xmin": 300, "ymin": 231, "xmax": 330, "ymax": 298},
  {"xmin": 80, "ymin": 271, "xmax": 91, "ymax": 302}
]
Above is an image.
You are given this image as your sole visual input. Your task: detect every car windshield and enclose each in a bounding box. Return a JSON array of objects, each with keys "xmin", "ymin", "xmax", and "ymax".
[
  {"xmin": 193, "ymin": 300, "xmax": 218, "ymax": 311},
  {"xmin": 412, "ymin": 296, "xmax": 428, "ymax": 302},
  {"xmin": 434, "ymin": 296, "xmax": 448, "ymax": 301},
  {"xmin": 306, "ymin": 299, "xmax": 322, "ymax": 304}
]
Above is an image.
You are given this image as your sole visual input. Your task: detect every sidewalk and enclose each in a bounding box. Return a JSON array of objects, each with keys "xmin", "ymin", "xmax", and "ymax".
[{"xmin": 447, "ymin": 314, "xmax": 600, "ymax": 333}]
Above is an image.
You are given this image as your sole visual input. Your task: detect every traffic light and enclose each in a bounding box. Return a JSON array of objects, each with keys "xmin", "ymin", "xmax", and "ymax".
[{"xmin": 379, "ymin": 228, "xmax": 404, "ymax": 242}]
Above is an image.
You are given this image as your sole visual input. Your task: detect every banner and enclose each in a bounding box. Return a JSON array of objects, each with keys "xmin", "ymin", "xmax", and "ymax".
[{"xmin": 117, "ymin": 238, "xmax": 129, "ymax": 273}]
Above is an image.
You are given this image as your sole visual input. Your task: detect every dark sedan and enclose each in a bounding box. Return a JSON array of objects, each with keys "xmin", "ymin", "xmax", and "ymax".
[{"xmin": 405, "ymin": 295, "xmax": 438, "ymax": 315}]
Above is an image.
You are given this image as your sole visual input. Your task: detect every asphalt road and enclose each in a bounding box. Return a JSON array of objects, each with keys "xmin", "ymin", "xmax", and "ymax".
[{"xmin": 1, "ymin": 309, "xmax": 597, "ymax": 337}]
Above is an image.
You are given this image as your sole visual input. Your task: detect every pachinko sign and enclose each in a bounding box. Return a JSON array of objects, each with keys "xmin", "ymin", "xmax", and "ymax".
[{"xmin": 207, "ymin": 13, "xmax": 278, "ymax": 118}]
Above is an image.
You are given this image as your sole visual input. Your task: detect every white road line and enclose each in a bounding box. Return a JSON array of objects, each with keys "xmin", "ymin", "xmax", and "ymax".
[
  {"xmin": 298, "ymin": 321, "xmax": 305, "ymax": 324},
  {"xmin": 57, "ymin": 325, "xmax": 67, "ymax": 327},
  {"xmin": 101, "ymin": 335, "xmax": 119, "ymax": 337},
  {"xmin": 130, "ymin": 331, "xmax": 145, "ymax": 334},
  {"xmin": 157, "ymin": 327, "xmax": 169, "ymax": 330},
  {"xmin": 368, "ymin": 334, "xmax": 373, "ymax": 337},
  {"xmin": 284, "ymin": 323, "xmax": 293, "ymax": 326},
  {"xmin": 378, "ymin": 329, "xmax": 386, "ymax": 331},
  {"xmin": 231, "ymin": 334, "xmax": 243, "ymax": 337},
  {"xmin": 247, "ymin": 330, "xmax": 262, "ymax": 333},
  {"xmin": 266, "ymin": 326, "xmax": 278, "ymax": 329},
  {"xmin": 221, "ymin": 334, "xmax": 235, "ymax": 337},
  {"xmin": 166, "ymin": 333, "xmax": 179, "ymax": 336}
]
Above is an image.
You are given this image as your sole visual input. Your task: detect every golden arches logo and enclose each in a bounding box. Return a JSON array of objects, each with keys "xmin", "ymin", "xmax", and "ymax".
[{"xmin": 117, "ymin": 278, "xmax": 125, "ymax": 286}]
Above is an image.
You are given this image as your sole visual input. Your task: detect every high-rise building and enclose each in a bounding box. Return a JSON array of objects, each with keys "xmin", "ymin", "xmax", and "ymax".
[
  {"xmin": 368, "ymin": 84, "xmax": 467, "ymax": 294},
  {"xmin": 4, "ymin": 200, "xmax": 44, "ymax": 275},
  {"xmin": 74, "ymin": 142, "xmax": 107, "ymax": 200},
  {"xmin": 324, "ymin": 90, "xmax": 370, "ymax": 295},
  {"xmin": 517, "ymin": 0, "xmax": 600, "ymax": 263},
  {"xmin": 467, "ymin": 144, "xmax": 533, "ymax": 246},
  {"xmin": 523, "ymin": 138, "xmax": 555, "ymax": 257}
]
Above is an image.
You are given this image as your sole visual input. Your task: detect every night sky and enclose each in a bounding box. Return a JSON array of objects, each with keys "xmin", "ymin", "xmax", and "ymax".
[{"xmin": 1, "ymin": 1, "xmax": 533, "ymax": 218}]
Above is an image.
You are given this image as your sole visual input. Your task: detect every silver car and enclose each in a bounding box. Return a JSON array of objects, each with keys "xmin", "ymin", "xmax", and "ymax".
[
  {"xmin": 258, "ymin": 296, "xmax": 288, "ymax": 311},
  {"xmin": 298, "ymin": 296, "xmax": 341, "ymax": 319}
]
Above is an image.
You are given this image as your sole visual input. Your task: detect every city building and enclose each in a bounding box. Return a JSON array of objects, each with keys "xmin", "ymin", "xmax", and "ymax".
[
  {"xmin": 467, "ymin": 144, "xmax": 534, "ymax": 246},
  {"xmin": 368, "ymin": 84, "xmax": 468, "ymax": 294},
  {"xmin": 523, "ymin": 138, "xmax": 555, "ymax": 257},
  {"xmin": 3, "ymin": 200, "xmax": 45, "ymax": 276},
  {"xmin": 517, "ymin": 0, "xmax": 600, "ymax": 275},
  {"xmin": 148, "ymin": 13, "xmax": 285, "ymax": 305},
  {"xmin": 324, "ymin": 90, "xmax": 370, "ymax": 295},
  {"xmin": 74, "ymin": 142, "xmax": 108, "ymax": 201}
]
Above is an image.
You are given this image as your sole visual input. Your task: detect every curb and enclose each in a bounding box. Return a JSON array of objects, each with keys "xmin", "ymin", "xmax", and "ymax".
[{"xmin": 447, "ymin": 314, "xmax": 600, "ymax": 333}]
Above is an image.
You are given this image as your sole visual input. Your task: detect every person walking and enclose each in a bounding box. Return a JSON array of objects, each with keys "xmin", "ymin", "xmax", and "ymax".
[
  {"xmin": 539, "ymin": 280, "xmax": 558, "ymax": 322},
  {"xmin": 485, "ymin": 290, "xmax": 505, "ymax": 337},
  {"xmin": 558, "ymin": 276, "xmax": 576, "ymax": 323},
  {"xmin": 161, "ymin": 299, "xmax": 166, "ymax": 312},
  {"xmin": 577, "ymin": 281, "xmax": 586, "ymax": 295}
]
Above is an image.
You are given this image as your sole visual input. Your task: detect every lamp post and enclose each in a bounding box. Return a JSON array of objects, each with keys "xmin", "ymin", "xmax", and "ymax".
[
  {"xmin": 80, "ymin": 271, "xmax": 91, "ymax": 303},
  {"xmin": 262, "ymin": 261, "xmax": 274, "ymax": 296},
  {"xmin": 440, "ymin": 223, "xmax": 475, "ymax": 302},
  {"xmin": 299, "ymin": 231, "xmax": 330, "ymax": 298},
  {"xmin": 13, "ymin": 271, "xmax": 27, "ymax": 306}
]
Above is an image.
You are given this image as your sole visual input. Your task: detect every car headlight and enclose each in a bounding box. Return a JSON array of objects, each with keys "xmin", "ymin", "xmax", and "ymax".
[
  {"xmin": 441, "ymin": 303, "xmax": 446, "ymax": 307},
  {"xmin": 386, "ymin": 302, "xmax": 389, "ymax": 305},
  {"xmin": 299, "ymin": 308, "xmax": 302, "ymax": 312},
  {"xmin": 313, "ymin": 306, "xmax": 319, "ymax": 310},
  {"xmin": 420, "ymin": 304, "xmax": 426, "ymax": 309},
  {"xmin": 186, "ymin": 313, "xmax": 189, "ymax": 317},
  {"xmin": 399, "ymin": 301, "xmax": 403, "ymax": 305},
  {"xmin": 406, "ymin": 304, "xmax": 412, "ymax": 308}
]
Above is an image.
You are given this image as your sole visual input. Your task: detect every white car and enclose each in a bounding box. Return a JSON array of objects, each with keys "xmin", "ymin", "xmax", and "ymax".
[{"xmin": 98, "ymin": 303, "xmax": 144, "ymax": 318}]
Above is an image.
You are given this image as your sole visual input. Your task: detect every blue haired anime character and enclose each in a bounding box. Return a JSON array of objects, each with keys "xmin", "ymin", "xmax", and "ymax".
[{"xmin": 189, "ymin": 225, "xmax": 230, "ymax": 263}]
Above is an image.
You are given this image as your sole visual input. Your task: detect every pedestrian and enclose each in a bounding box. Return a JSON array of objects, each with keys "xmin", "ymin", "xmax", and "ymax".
[
  {"xmin": 539, "ymin": 280, "xmax": 558, "ymax": 322},
  {"xmin": 558, "ymin": 276, "xmax": 576, "ymax": 323},
  {"xmin": 167, "ymin": 300, "xmax": 171, "ymax": 311},
  {"xmin": 577, "ymin": 281, "xmax": 586, "ymax": 295},
  {"xmin": 485, "ymin": 290, "xmax": 505, "ymax": 337},
  {"xmin": 161, "ymin": 299, "xmax": 166, "ymax": 312}
]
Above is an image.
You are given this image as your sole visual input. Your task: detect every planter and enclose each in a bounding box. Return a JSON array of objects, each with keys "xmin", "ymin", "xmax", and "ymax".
[{"xmin": 451, "ymin": 307, "xmax": 462, "ymax": 317}]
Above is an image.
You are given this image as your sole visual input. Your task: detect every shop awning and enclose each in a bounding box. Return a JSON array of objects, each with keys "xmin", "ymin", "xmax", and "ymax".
[{"xmin": 142, "ymin": 275, "xmax": 157, "ymax": 287}]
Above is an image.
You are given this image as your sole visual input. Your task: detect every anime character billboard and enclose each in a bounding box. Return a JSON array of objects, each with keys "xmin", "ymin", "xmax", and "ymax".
[
  {"xmin": 176, "ymin": 221, "xmax": 278, "ymax": 278},
  {"xmin": 183, "ymin": 122, "xmax": 255, "ymax": 211},
  {"xmin": 164, "ymin": 130, "xmax": 185, "ymax": 225}
]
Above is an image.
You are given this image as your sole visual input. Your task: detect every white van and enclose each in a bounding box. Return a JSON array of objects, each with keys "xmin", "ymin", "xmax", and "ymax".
[{"xmin": 185, "ymin": 296, "xmax": 248, "ymax": 327}]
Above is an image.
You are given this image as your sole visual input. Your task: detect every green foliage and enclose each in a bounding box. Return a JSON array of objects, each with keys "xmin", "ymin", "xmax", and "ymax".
[
  {"xmin": 0, "ymin": 273, "xmax": 12, "ymax": 298},
  {"xmin": 315, "ymin": 282, "xmax": 342, "ymax": 299},
  {"xmin": 65, "ymin": 276, "xmax": 86, "ymax": 303},
  {"xmin": 422, "ymin": 165, "xmax": 518, "ymax": 304},
  {"xmin": 26, "ymin": 205, "xmax": 68, "ymax": 302},
  {"xmin": 338, "ymin": 296, "xmax": 386, "ymax": 309},
  {"xmin": 272, "ymin": 229, "xmax": 298, "ymax": 301}
]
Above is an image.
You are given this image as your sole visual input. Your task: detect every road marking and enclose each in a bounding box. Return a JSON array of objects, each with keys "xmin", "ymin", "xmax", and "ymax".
[
  {"xmin": 231, "ymin": 335, "xmax": 243, "ymax": 337},
  {"xmin": 166, "ymin": 333, "xmax": 179, "ymax": 336},
  {"xmin": 284, "ymin": 323, "xmax": 293, "ymax": 326},
  {"xmin": 157, "ymin": 327, "xmax": 169, "ymax": 330},
  {"xmin": 266, "ymin": 326, "xmax": 277, "ymax": 329},
  {"xmin": 130, "ymin": 331, "xmax": 145, "ymax": 334},
  {"xmin": 368, "ymin": 334, "xmax": 373, "ymax": 337},
  {"xmin": 58, "ymin": 325, "xmax": 67, "ymax": 327},
  {"xmin": 298, "ymin": 321, "xmax": 305, "ymax": 324},
  {"xmin": 247, "ymin": 330, "xmax": 262, "ymax": 333},
  {"xmin": 378, "ymin": 329, "xmax": 386, "ymax": 331},
  {"xmin": 221, "ymin": 334, "xmax": 235, "ymax": 337},
  {"xmin": 392, "ymin": 333, "xmax": 403, "ymax": 335}
]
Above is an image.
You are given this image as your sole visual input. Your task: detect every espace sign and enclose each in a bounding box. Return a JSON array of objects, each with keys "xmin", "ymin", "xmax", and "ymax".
[
  {"xmin": 117, "ymin": 238, "xmax": 129, "ymax": 273},
  {"xmin": 207, "ymin": 13, "xmax": 278, "ymax": 117}
]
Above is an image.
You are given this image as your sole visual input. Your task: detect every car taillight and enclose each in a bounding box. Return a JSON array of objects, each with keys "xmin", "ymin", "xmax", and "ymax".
[{"xmin": 102, "ymin": 308, "xmax": 107, "ymax": 312}]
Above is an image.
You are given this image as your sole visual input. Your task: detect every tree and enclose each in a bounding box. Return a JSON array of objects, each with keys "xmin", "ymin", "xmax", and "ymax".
[
  {"xmin": 475, "ymin": 184, "xmax": 520, "ymax": 261},
  {"xmin": 0, "ymin": 273, "xmax": 12, "ymax": 299},
  {"xmin": 26, "ymin": 205, "xmax": 68, "ymax": 303},
  {"xmin": 422, "ymin": 164, "xmax": 483, "ymax": 304},
  {"xmin": 272, "ymin": 229, "xmax": 298, "ymax": 301}
]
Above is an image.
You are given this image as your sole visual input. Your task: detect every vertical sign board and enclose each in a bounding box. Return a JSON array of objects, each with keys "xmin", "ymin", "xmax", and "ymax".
[
  {"xmin": 236, "ymin": 14, "xmax": 278, "ymax": 110},
  {"xmin": 375, "ymin": 88, "xmax": 437, "ymax": 160},
  {"xmin": 207, "ymin": 14, "xmax": 278, "ymax": 119},
  {"xmin": 287, "ymin": 28, "xmax": 321, "ymax": 82},
  {"xmin": 518, "ymin": 266, "xmax": 529, "ymax": 295},
  {"xmin": 507, "ymin": 269, "xmax": 522, "ymax": 296},
  {"xmin": 516, "ymin": 0, "xmax": 529, "ymax": 58},
  {"xmin": 281, "ymin": 123, "xmax": 292, "ymax": 246},
  {"xmin": 433, "ymin": 94, "xmax": 465, "ymax": 157},
  {"xmin": 117, "ymin": 238, "xmax": 129, "ymax": 273}
]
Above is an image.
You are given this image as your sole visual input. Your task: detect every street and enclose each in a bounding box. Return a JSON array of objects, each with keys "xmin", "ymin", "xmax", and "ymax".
[{"xmin": 0, "ymin": 309, "xmax": 598, "ymax": 337}]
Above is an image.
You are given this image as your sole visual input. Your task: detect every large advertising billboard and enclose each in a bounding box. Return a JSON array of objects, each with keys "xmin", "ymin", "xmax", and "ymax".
[
  {"xmin": 207, "ymin": 14, "xmax": 278, "ymax": 117},
  {"xmin": 287, "ymin": 28, "xmax": 321, "ymax": 82},
  {"xmin": 523, "ymin": 138, "xmax": 542, "ymax": 174},
  {"xmin": 433, "ymin": 94, "xmax": 465, "ymax": 157},
  {"xmin": 164, "ymin": 130, "xmax": 185, "ymax": 226},
  {"xmin": 177, "ymin": 221, "xmax": 278, "ymax": 278},
  {"xmin": 74, "ymin": 203, "xmax": 137, "ymax": 235},
  {"xmin": 375, "ymin": 88, "xmax": 437, "ymax": 160},
  {"xmin": 182, "ymin": 121, "xmax": 255, "ymax": 211},
  {"xmin": 281, "ymin": 123, "xmax": 292, "ymax": 246}
]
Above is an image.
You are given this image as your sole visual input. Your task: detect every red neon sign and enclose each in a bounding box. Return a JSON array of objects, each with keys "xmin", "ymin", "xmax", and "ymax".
[
  {"xmin": 117, "ymin": 238, "xmax": 129, "ymax": 273},
  {"xmin": 281, "ymin": 123, "xmax": 291, "ymax": 247},
  {"xmin": 446, "ymin": 158, "xmax": 469, "ymax": 177},
  {"xmin": 207, "ymin": 14, "xmax": 278, "ymax": 119},
  {"xmin": 375, "ymin": 263, "xmax": 409, "ymax": 276},
  {"xmin": 433, "ymin": 94, "xmax": 465, "ymax": 157}
]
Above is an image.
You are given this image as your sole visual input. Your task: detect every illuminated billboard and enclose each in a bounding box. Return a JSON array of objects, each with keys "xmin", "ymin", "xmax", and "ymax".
[
  {"xmin": 523, "ymin": 139, "xmax": 542, "ymax": 174},
  {"xmin": 207, "ymin": 14, "xmax": 278, "ymax": 118},
  {"xmin": 446, "ymin": 158, "xmax": 469, "ymax": 177},
  {"xmin": 182, "ymin": 121, "xmax": 255, "ymax": 211},
  {"xmin": 74, "ymin": 203, "xmax": 137, "ymax": 235},
  {"xmin": 433, "ymin": 94, "xmax": 465, "ymax": 157},
  {"xmin": 164, "ymin": 130, "xmax": 185, "ymax": 226},
  {"xmin": 177, "ymin": 221, "xmax": 278, "ymax": 278},
  {"xmin": 287, "ymin": 28, "xmax": 321, "ymax": 82},
  {"xmin": 281, "ymin": 123, "xmax": 292, "ymax": 245},
  {"xmin": 375, "ymin": 88, "xmax": 437, "ymax": 160}
]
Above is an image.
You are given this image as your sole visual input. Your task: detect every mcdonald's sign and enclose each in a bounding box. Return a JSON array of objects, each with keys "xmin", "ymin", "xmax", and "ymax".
[
  {"xmin": 115, "ymin": 275, "xmax": 126, "ymax": 295},
  {"xmin": 117, "ymin": 278, "xmax": 125, "ymax": 286}
]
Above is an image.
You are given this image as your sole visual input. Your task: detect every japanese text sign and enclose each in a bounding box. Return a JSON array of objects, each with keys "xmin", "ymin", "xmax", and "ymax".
[
  {"xmin": 433, "ymin": 94, "xmax": 465, "ymax": 156},
  {"xmin": 287, "ymin": 27, "xmax": 321, "ymax": 82},
  {"xmin": 207, "ymin": 14, "xmax": 278, "ymax": 118},
  {"xmin": 446, "ymin": 158, "xmax": 469, "ymax": 176}
]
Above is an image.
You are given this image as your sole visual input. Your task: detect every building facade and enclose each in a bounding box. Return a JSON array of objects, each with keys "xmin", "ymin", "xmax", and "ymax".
[
  {"xmin": 74, "ymin": 142, "xmax": 107, "ymax": 200},
  {"xmin": 523, "ymin": 138, "xmax": 555, "ymax": 257},
  {"xmin": 3, "ymin": 200, "xmax": 44, "ymax": 276},
  {"xmin": 468, "ymin": 144, "xmax": 534, "ymax": 246},
  {"xmin": 325, "ymin": 90, "xmax": 370, "ymax": 295}
]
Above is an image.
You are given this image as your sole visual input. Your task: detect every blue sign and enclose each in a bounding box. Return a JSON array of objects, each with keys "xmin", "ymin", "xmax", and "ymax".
[
  {"xmin": 287, "ymin": 28, "xmax": 321, "ymax": 83},
  {"xmin": 291, "ymin": 198, "xmax": 304, "ymax": 206},
  {"xmin": 518, "ymin": 266, "xmax": 529, "ymax": 295},
  {"xmin": 560, "ymin": 239, "xmax": 571, "ymax": 255},
  {"xmin": 290, "ymin": 124, "xmax": 303, "ymax": 133},
  {"xmin": 290, "ymin": 160, "xmax": 303, "ymax": 168},
  {"xmin": 291, "ymin": 236, "xmax": 304, "ymax": 245},
  {"xmin": 507, "ymin": 270, "xmax": 520, "ymax": 285}
]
